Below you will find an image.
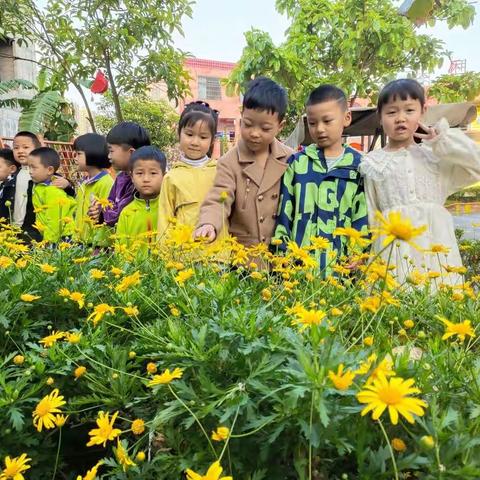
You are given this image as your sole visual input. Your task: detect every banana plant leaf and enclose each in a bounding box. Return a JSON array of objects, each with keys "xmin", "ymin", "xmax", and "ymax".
[
  {"xmin": 18, "ymin": 90, "xmax": 64, "ymax": 133},
  {"xmin": 0, "ymin": 79, "xmax": 37, "ymax": 109}
]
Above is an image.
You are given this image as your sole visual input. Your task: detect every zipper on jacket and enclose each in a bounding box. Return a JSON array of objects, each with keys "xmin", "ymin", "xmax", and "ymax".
[
  {"xmin": 145, "ymin": 199, "xmax": 150, "ymax": 211},
  {"xmin": 242, "ymin": 178, "xmax": 250, "ymax": 210}
]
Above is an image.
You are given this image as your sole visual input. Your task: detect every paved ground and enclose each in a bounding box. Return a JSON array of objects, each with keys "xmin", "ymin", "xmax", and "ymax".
[{"xmin": 453, "ymin": 213, "xmax": 480, "ymax": 240}]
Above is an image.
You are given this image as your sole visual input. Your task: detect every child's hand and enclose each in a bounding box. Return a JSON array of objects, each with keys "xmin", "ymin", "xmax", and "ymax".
[
  {"xmin": 194, "ymin": 224, "xmax": 216, "ymax": 243},
  {"xmin": 414, "ymin": 122, "xmax": 438, "ymax": 141},
  {"xmin": 87, "ymin": 200, "xmax": 101, "ymax": 223},
  {"xmin": 51, "ymin": 177, "xmax": 71, "ymax": 189}
]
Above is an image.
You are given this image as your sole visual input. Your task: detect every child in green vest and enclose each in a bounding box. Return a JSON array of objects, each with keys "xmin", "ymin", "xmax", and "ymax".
[
  {"xmin": 73, "ymin": 133, "xmax": 114, "ymax": 246},
  {"xmin": 28, "ymin": 147, "xmax": 76, "ymax": 243},
  {"xmin": 116, "ymin": 146, "xmax": 166, "ymax": 250}
]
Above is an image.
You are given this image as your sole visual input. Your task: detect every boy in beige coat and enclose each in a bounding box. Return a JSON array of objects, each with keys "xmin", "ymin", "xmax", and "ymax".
[{"xmin": 195, "ymin": 77, "xmax": 293, "ymax": 247}]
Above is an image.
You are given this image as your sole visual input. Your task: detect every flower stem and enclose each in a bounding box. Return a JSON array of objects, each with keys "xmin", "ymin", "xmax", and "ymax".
[
  {"xmin": 378, "ymin": 419, "xmax": 399, "ymax": 480},
  {"xmin": 308, "ymin": 389, "xmax": 315, "ymax": 480},
  {"xmin": 168, "ymin": 384, "xmax": 217, "ymax": 458},
  {"xmin": 219, "ymin": 404, "xmax": 240, "ymax": 462},
  {"xmin": 51, "ymin": 427, "xmax": 62, "ymax": 480}
]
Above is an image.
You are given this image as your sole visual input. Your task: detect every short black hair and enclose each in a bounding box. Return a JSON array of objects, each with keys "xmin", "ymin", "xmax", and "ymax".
[
  {"xmin": 129, "ymin": 146, "xmax": 167, "ymax": 174},
  {"xmin": 178, "ymin": 101, "xmax": 219, "ymax": 157},
  {"xmin": 73, "ymin": 133, "xmax": 110, "ymax": 169},
  {"xmin": 106, "ymin": 121, "xmax": 151, "ymax": 149},
  {"xmin": 30, "ymin": 147, "xmax": 60, "ymax": 171},
  {"xmin": 14, "ymin": 131, "xmax": 41, "ymax": 148},
  {"xmin": 306, "ymin": 85, "xmax": 348, "ymax": 110},
  {"xmin": 242, "ymin": 77, "xmax": 288, "ymax": 121},
  {"xmin": 0, "ymin": 148, "xmax": 20, "ymax": 169},
  {"xmin": 377, "ymin": 79, "xmax": 425, "ymax": 114}
]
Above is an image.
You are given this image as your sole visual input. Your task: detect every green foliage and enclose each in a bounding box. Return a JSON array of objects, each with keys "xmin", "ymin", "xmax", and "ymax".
[
  {"xmin": 226, "ymin": 0, "xmax": 476, "ymax": 130},
  {"xmin": 95, "ymin": 94, "xmax": 179, "ymax": 149},
  {"xmin": 429, "ymin": 72, "xmax": 480, "ymax": 103},
  {"xmin": 0, "ymin": 225, "xmax": 480, "ymax": 478},
  {"xmin": 401, "ymin": 0, "xmax": 475, "ymax": 28}
]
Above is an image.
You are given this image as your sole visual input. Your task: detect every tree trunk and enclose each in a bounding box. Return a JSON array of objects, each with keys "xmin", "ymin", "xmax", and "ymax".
[
  {"xmin": 73, "ymin": 82, "xmax": 97, "ymax": 133},
  {"xmin": 103, "ymin": 50, "xmax": 123, "ymax": 123}
]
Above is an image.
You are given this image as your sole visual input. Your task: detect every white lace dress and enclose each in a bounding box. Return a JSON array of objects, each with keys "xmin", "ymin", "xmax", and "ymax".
[{"xmin": 359, "ymin": 119, "xmax": 480, "ymax": 285}]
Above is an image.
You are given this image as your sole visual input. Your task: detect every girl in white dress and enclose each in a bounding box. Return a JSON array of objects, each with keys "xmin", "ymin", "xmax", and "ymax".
[{"xmin": 360, "ymin": 79, "xmax": 480, "ymax": 285}]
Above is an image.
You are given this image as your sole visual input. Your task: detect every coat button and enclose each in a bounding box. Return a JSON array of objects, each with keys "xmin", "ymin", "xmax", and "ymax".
[
  {"xmin": 258, "ymin": 194, "xmax": 264, "ymax": 201},
  {"xmin": 272, "ymin": 214, "xmax": 277, "ymax": 219},
  {"xmin": 272, "ymin": 193, "xmax": 278, "ymax": 199},
  {"xmin": 259, "ymin": 216, "xmax": 264, "ymax": 223},
  {"xmin": 261, "ymin": 236, "xmax": 266, "ymax": 242}
]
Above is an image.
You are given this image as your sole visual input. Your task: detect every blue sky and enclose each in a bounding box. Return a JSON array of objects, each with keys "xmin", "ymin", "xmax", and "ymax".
[{"xmin": 173, "ymin": 0, "xmax": 480, "ymax": 76}]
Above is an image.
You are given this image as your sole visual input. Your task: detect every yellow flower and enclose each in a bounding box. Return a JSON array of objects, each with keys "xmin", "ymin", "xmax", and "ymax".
[
  {"xmin": 186, "ymin": 461, "xmax": 232, "ymax": 480},
  {"xmin": 219, "ymin": 191, "xmax": 229, "ymax": 202},
  {"xmin": 40, "ymin": 263, "xmax": 57, "ymax": 274},
  {"xmin": 309, "ymin": 236, "xmax": 330, "ymax": 250},
  {"xmin": 65, "ymin": 331, "xmax": 82, "ymax": 344},
  {"xmin": 111, "ymin": 266, "xmax": 124, "ymax": 277},
  {"xmin": 115, "ymin": 439, "xmax": 136, "ymax": 472},
  {"xmin": 73, "ymin": 256, "xmax": 89, "ymax": 264},
  {"xmin": 170, "ymin": 306, "xmax": 181, "ymax": 317},
  {"xmin": 261, "ymin": 288, "xmax": 272, "ymax": 301},
  {"xmin": 115, "ymin": 271, "xmax": 141, "ymax": 292},
  {"xmin": 359, "ymin": 296, "xmax": 381, "ymax": 313},
  {"xmin": 136, "ymin": 451, "xmax": 146, "ymax": 462},
  {"xmin": 420, "ymin": 435, "xmax": 435, "ymax": 450},
  {"xmin": 54, "ymin": 414, "xmax": 69, "ymax": 427},
  {"xmin": 374, "ymin": 211, "xmax": 426, "ymax": 248},
  {"xmin": 0, "ymin": 256, "xmax": 14, "ymax": 269},
  {"xmin": 357, "ymin": 373, "xmax": 427, "ymax": 425},
  {"xmin": 16, "ymin": 258, "xmax": 28, "ymax": 269},
  {"xmin": 39, "ymin": 331, "xmax": 65, "ymax": 348},
  {"xmin": 69, "ymin": 292, "xmax": 85, "ymax": 309},
  {"xmin": 403, "ymin": 319, "xmax": 415, "ymax": 329},
  {"xmin": 333, "ymin": 227, "xmax": 370, "ymax": 248},
  {"xmin": 428, "ymin": 244, "xmax": 450, "ymax": 254},
  {"xmin": 58, "ymin": 288, "xmax": 70, "ymax": 297},
  {"xmin": 74, "ymin": 366, "xmax": 87, "ymax": 379},
  {"xmin": 32, "ymin": 388, "xmax": 66, "ymax": 432},
  {"xmin": 86, "ymin": 411, "xmax": 121, "ymax": 447},
  {"xmin": 46, "ymin": 377, "xmax": 54, "ymax": 386},
  {"xmin": 0, "ymin": 453, "xmax": 31, "ymax": 480},
  {"xmin": 87, "ymin": 303, "xmax": 115, "ymax": 326},
  {"xmin": 90, "ymin": 268, "xmax": 106, "ymax": 280},
  {"xmin": 330, "ymin": 307, "xmax": 343, "ymax": 316},
  {"xmin": 148, "ymin": 367, "xmax": 184, "ymax": 387},
  {"xmin": 363, "ymin": 336, "xmax": 374, "ymax": 347},
  {"xmin": 250, "ymin": 271, "xmax": 263, "ymax": 280},
  {"xmin": 175, "ymin": 268, "xmax": 195, "ymax": 285},
  {"xmin": 131, "ymin": 418, "xmax": 145, "ymax": 435},
  {"xmin": 76, "ymin": 461, "xmax": 102, "ymax": 480},
  {"xmin": 292, "ymin": 308, "xmax": 326, "ymax": 331},
  {"xmin": 391, "ymin": 437, "xmax": 407, "ymax": 452},
  {"xmin": 367, "ymin": 358, "xmax": 396, "ymax": 384},
  {"xmin": 328, "ymin": 364, "xmax": 356, "ymax": 390},
  {"xmin": 123, "ymin": 306, "xmax": 139, "ymax": 316},
  {"xmin": 13, "ymin": 355, "xmax": 25, "ymax": 365},
  {"xmin": 440, "ymin": 317, "xmax": 475, "ymax": 342},
  {"xmin": 20, "ymin": 293, "xmax": 41, "ymax": 302},
  {"xmin": 211, "ymin": 426, "xmax": 230, "ymax": 441},
  {"xmin": 146, "ymin": 362, "xmax": 158, "ymax": 374}
]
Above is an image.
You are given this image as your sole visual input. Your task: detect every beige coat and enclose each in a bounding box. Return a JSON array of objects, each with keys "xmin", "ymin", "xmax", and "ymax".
[{"xmin": 197, "ymin": 138, "xmax": 294, "ymax": 247}]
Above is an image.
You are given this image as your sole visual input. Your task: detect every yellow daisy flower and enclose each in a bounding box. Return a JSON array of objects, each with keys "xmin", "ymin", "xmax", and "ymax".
[
  {"xmin": 32, "ymin": 389, "xmax": 66, "ymax": 432},
  {"xmin": 211, "ymin": 426, "xmax": 230, "ymax": 441},
  {"xmin": 0, "ymin": 453, "xmax": 31, "ymax": 480},
  {"xmin": 440, "ymin": 317, "xmax": 476, "ymax": 342},
  {"xmin": 328, "ymin": 364, "xmax": 356, "ymax": 390},
  {"xmin": 86, "ymin": 411, "xmax": 121, "ymax": 447},
  {"xmin": 148, "ymin": 367, "xmax": 184, "ymax": 387},
  {"xmin": 186, "ymin": 461, "xmax": 232, "ymax": 480}
]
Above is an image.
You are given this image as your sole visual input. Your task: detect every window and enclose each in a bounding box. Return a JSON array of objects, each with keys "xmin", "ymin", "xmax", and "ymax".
[{"xmin": 198, "ymin": 76, "xmax": 222, "ymax": 100}]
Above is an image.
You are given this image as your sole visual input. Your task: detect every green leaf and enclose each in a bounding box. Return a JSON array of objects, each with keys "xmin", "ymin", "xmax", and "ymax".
[
  {"xmin": 7, "ymin": 407, "xmax": 25, "ymax": 432},
  {"xmin": 18, "ymin": 90, "xmax": 63, "ymax": 134}
]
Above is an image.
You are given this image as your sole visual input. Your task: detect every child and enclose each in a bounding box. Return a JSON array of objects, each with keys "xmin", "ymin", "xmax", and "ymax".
[
  {"xmin": 90, "ymin": 121, "xmax": 151, "ymax": 227},
  {"xmin": 0, "ymin": 148, "xmax": 20, "ymax": 223},
  {"xmin": 272, "ymin": 85, "xmax": 369, "ymax": 274},
  {"xmin": 360, "ymin": 79, "xmax": 480, "ymax": 284},
  {"xmin": 28, "ymin": 147, "xmax": 76, "ymax": 243},
  {"xmin": 12, "ymin": 131, "xmax": 42, "ymax": 239},
  {"xmin": 73, "ymin": 133, "xmax": 114, "ymax": 245},
  {"xmin": 116, "ymin": 146, "xmax": 166, "ymax": 248},
  {"xmin": 157, "ymin": 101, "xmax": 219, "ymax": 239},
  {"xmin": 195, "ymin": 77, "xmax": 293, "ymax": 247}
]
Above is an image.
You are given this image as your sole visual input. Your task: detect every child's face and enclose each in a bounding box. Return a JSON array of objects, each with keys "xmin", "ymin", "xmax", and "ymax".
[
  {"xmin": 0, "ymin": 157, "xmax": 17, "ymax": 182},
  {"xmin": 131, "ymin": 159, "xmax": 164, "ymax": 200},
  {"xmin": 28, "ymin": 155, "xmax": 54, "ymax": 184},
  {"xmin": 13, "ymin": 136, "xmax": 37, "ymax": 165},
  {"xmin": 240, "ymin": 108, "xmax": 284, "ymax": 154},
  {"xmin": 75, "ymin": 151, "xmax": 88, "ymax": 172},
  {"xmin": 306, "ymin": 100, "xmax": 351, "ymax": 150},
  {"xmin": 108, "ymin": 144, "xmax": 133, "ymax": 171},
  {"xmin": 380, "ymin": 96, "xmax": 425, "ymax": 144},
  {"xmin": 179, "ymin": 120, "xmax": 213, "ymax": 160}
]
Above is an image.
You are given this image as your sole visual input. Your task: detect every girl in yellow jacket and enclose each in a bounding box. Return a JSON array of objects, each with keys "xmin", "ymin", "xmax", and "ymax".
[{"xmin": 157, "ymin": 101, "xmax": 220, "ymax": 240}]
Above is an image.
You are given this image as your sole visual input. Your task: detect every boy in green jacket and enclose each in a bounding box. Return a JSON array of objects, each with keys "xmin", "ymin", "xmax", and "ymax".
[
  {"xmin": 29, "ymin": 147, "xmax": 76, "ymax": 243},
  {"xmin": 73, "ymin": 133, "xmax": 114, "ymax": 246},
  {"xmin": 116, "ymin": 146, "xmax": 166, "ymax": 250}
]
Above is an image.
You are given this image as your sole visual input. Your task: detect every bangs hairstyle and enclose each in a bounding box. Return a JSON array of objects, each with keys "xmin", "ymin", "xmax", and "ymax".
[
  {"xmin": 0, "ymin": 148, "xmax": 21, "ymax": 169},
  {"xmin": 129, "ymin": 146, "xmax": 167, "ymax": 174},
  {"xmin": 306, "ymin": 84, "xmax": 348, "ymax": 111},
  {"xmin": 242, "ymin": 77, "xmax": 288, "ymax": 121},
  {"xmin": 73, "ymin": 133, "xmax": 110, "ymax": 169},
  {"xmin": 106, "ymin": 121, "xmax": 151, "ymax": 149},
  {"xmin": 30, "ymin": 147, "xmax": 60, "ymax": 171},
  {"xmin": 377, "ymin": 79, "xmax": 425, "ymax": 114},
  {"xmin": 14, "ymin": 131, "xmax": 41, "ymax": 148}
]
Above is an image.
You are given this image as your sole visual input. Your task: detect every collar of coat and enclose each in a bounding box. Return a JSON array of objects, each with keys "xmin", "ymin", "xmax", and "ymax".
[
  {"xmin": 302, "ymin": 144, "xmax": 362, "ymax": 173},
  {"xmin": 237, "ymin": 137, "xmax": 291, "ymax": 164},
  {"xmin": 170, "ymin": 158, "xmax": 217, "ymax": 170}
]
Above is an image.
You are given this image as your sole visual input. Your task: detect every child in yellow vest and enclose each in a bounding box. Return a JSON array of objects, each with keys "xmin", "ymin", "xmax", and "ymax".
[
  {"xmin": 116, "ymin": 146, "xmax": 166, "ymax": 250},
  {"xmin": 73, "ymin": 133, "xmax": 114, "ymax": 246}
]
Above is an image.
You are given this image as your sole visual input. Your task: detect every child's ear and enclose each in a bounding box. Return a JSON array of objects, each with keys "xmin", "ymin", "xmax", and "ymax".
[
  {"xmin": 277, "ymin": 118, "xmax": 286, "ymax": 133},
  {"xmin": 9, "ymin": 165, "xmax": 18, "ymax": 175},
  {"xmin": 343, "ymin": 110, "xmax": 352, "ymax": 128},
  {"xmin": 47, "ymin": 166, "xmax": 55, "ymax": 176}
]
